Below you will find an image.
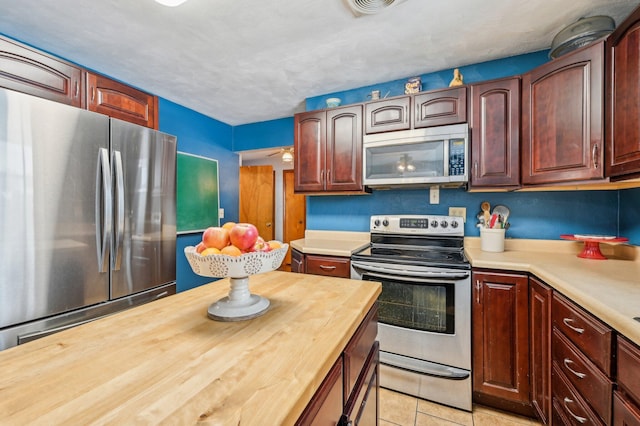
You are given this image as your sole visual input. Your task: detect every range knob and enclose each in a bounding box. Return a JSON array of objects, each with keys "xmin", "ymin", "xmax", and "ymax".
[
  {"xmin": 374, "ymin": 219, "xmax": 380, "ymax": 227},
  {"xmin": 430, "ymin": 220, "xmax": 439, "ymax": 228},
  {"xmin": 440, "ymin": 220, "xmax": 448, "ymax": 228},
  {"xmin": 382, "ymin": 219, "xmax": 389, "ymax": 227},
  {"xmin": 451, "ymin": 220, "xmax": 459, "ymax": 228}
]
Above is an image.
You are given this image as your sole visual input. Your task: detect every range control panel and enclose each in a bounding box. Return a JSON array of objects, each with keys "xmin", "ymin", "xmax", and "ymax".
[{"xmin": 370, "ymin": 215, "xmax": 464, "ymax": 236}]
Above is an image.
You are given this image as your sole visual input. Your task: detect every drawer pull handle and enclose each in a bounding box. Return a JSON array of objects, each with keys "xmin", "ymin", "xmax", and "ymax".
[
  {"xmin": 563, "ymin": 397, "xmax": 587, "ymax": 424},
  {"xmin": 319, "ymin": 265, "xmax": 336, "ymax": 270},
  {"xmin": 563, "ymin": 358, "xmax": 586, "ymax": 379},
  {"xmin": 563, "ymin": 318, "xmax": 584, "ymax": 334}
]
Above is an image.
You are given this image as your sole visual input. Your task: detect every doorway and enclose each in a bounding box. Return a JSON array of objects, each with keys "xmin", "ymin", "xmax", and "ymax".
[
  {"xmin": 282, "ymin": 170, "xmax": 306, "ymax": 270},
  {"xmin": 239, "ymin": 165, "xmax": 274, "ymax": 241}
]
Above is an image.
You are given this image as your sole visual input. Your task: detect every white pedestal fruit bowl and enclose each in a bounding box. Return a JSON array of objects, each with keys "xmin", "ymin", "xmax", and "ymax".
[{"xmin": 184, "ymin": 244, "xmax": 288, "ymax": 321}]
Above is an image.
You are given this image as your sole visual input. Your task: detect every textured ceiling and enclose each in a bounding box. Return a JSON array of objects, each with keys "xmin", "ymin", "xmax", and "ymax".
[{"xmin": 0, "ymin": 0, "xmax": 639, "ymax": 126}]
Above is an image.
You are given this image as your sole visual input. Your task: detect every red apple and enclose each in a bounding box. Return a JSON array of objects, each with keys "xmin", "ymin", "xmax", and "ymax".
[
  {"xmin": 202, "ymin": 226, "xmax": 230, "ymax": 250},
  {"xmin": 229, "ymin": 223, "xmax": 259, "ymax": 251},
  {"xmin": 195, "ymin": 242, "xmax": 207, "ymax": 253},
  {"xmin": 251, "ymin": 237, "xmax": 272, "ymax": 252}
]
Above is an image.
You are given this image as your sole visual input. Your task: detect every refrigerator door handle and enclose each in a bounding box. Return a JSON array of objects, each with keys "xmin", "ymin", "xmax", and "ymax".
[
  {"xmin": 112, "ymin": 150, "xmax": 125, "ymax": 271},
  {"xmin": 95, "ymin": 148, "xmax": 112, "ymax": 273}
]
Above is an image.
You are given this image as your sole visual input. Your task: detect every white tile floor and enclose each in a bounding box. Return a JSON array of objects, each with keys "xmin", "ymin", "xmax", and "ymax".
[{"xmin": 379, "ymin": 388, "xmax": 543, "ymax": 426}]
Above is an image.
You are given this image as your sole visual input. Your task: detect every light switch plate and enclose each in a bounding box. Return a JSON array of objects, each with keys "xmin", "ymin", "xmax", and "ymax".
[
  {"xmin": 429, "ymin": 186, "xmax": 439, "ymax": 204},
  {"xmin": 219, "ymin": 208, "xmax": 225, "ymax": 219},
  {"xmin": 449, "ymin": 207, "xmax": 466, "ymax": 222}
]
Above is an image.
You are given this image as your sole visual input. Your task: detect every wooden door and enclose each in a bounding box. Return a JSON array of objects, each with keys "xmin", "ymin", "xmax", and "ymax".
[
  {"xmin": 470, "ymin": 77, "xmax": 521, "ymax": 188},
  {"xmin": 522, "ymin": 41, "xmax": 604, "ymax": 184},
  {"xmin": 325, "ymin": 105, "xmax": 363, "ymax": 191},
  {"xmin": 472, "ymin": 270, "xmax": 533, "ymax": 417},
  {"xmin": 239, "ymin": 165, "xmax": 274, "ymax": 241},
  {"xmin": 283, "ymin": 170, "xmax": 305, "ymax": 270}
]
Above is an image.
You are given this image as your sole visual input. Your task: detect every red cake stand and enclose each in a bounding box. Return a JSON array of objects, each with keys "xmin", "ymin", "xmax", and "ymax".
[{"xmin": 560, "ymin": 234, "xmax": 629, "ymax": 260}]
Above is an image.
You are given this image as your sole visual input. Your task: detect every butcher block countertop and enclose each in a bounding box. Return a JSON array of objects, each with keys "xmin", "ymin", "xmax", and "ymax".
[
  {"xmin": 0, "ymin": 271, "xmax": 381, "ymax": 425},
  {"xmin": 290, "ymin": 230, "xmax": 370, "ymax": 257},
  {"xmin": 465, "ymin": 237, "xmax": 640, "ymax": 347}
]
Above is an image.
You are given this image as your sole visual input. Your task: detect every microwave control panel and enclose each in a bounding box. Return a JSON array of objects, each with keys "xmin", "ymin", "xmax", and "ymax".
[{"xmin": 449, "ymin": 139, "xmax": 466, "ymax": 176}]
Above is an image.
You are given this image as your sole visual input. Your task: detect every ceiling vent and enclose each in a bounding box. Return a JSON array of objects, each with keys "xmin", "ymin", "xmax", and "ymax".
[
  {"xmin": 549, "ymin": 15, "xmax": 615, "ymax": 59},
  {"xmin": 345, "ymin": 0, "xmax": 408, "ymax": 16}
]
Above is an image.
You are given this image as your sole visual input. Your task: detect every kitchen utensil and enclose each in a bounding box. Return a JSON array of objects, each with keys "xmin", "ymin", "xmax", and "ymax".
[
  {"xmin": 489, "ymin": 213, "xmax": 499, "ymax": 229},
  {"xmin": 492, "ymin": 205, "xmax": 510, "ymax": 226},
  {"xmin": 481, "ymin": 201, "xmax": 491, "ymax": 225}
]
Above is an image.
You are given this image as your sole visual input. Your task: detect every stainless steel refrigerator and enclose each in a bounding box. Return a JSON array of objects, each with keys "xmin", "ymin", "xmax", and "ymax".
[{"xmin": 0, "ymin": 88, "xmax": 176, "ymax": 351}]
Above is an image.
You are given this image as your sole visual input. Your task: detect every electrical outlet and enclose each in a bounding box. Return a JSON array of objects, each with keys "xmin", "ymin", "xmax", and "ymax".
[
  {"xmin": 429, "ymin": 186, "xmax": 439, "ymax": 204},
  {"xmin": 449, "ymin": 207, "xmax": 467, "ymax": 222}
]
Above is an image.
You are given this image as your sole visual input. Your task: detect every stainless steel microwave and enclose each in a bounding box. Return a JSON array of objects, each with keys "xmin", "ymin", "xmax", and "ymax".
[{"xmin": 362, "ymin": 123, "xmax": 469, "ymax": 188}]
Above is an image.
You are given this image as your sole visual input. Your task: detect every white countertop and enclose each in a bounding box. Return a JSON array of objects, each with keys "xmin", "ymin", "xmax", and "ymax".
[{"xmin": 291, "ymin": 230, "xmax": 370, "ymax": 257}]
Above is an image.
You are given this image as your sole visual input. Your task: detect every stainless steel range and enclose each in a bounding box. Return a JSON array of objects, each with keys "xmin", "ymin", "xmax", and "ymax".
[{"xmin": 351, "ymin": 215, "xmax": 472, "ymax": 411}]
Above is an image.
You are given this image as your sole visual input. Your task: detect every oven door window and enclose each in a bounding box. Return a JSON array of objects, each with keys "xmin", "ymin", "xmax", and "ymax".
[
  {"xmin": 364, "ymin": 140, "xmax": 445, "ymax": 180},
  {"xmin": 363, "ymin": 273, "xmax": 454, "ymax": 334}
]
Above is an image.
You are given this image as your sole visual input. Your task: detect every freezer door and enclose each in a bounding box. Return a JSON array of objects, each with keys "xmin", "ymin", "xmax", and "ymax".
[
  {"xmin": 110, "ymin": 119, "xmax": 176, "ymax": 299},
  {"xmin": 0, "ymin": 89, "xmax": 110, "ymax": 329}
]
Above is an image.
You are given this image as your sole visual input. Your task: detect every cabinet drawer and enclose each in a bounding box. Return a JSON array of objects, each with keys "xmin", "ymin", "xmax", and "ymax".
[
  {"xmin": 618, "ymin": 336, "xmax": 640, "ymax": 406},
  {"xmin": 552, "ymin": 328, "xmax": 612, "ymax": 422},
  {"xmin": 306, "ymin": 255, "xmax": 351, "ymax": 278},
  {"xmin": 552, "ymin": 293, "xmax": 612, "ymax": 376},
  {"xmin": 343, "ymin": 304, "xmax": 378, "ymax": 401},
  {"xmin": 553, "ymin": 364, "xmax": 604, "ymax": 425}
]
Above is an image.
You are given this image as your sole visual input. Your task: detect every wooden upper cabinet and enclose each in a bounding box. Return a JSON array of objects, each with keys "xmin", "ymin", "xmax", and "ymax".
[
  {"xmin": 522, "ymin": 41, "xmax": 605, "ymax": 185},
  {"xmin": 87, "ymin": 73, "xmax": 158, "ymax": 129},
  {"xmin": 414, "ymin": 86, "xmax": 467, "ymax": 128},
  {"xmin": 606, "ymin": 4, "xmax": 640, "ymax": 179},
  {"xmin": 364, "ymin": 96, "xmax": 411, "ymax": 134},
  {"xmin": 294, "ymin": 110, "xmax": 326, "ymax": 192},
  {"xmin": 294, "ymin": 105, "xmax": 365, "ymax": 194},
  {"xmin": 470, "ymin": 77, "xmax": 521, "ymax": 188},
  {"xmin": 0, "ymin": 36, "xmax": 84, "ymax": 107},
  {"xmin": 325, "ymin": 105, "xmax": 363, "ymax": 191}
]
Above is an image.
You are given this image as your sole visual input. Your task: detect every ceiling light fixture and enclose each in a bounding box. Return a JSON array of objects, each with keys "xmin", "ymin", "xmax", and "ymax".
[
  {"xmin": 282, "ymin": 150, "xmax": 294, "ymax": 163},
  {"xmin": 154, "ymin": 0, "xmax": 188, "ymax": 7},
  {"xmin": 344, "ymin": 0, "xmax": 408, "ymax": 16}
]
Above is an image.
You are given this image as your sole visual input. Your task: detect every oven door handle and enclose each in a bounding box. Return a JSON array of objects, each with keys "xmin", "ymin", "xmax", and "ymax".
[{"xmin": 352, "ymin": 262, "xmax": 469, "ymax": 282}]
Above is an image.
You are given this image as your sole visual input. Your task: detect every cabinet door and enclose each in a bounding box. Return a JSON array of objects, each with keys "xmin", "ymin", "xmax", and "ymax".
[
  {"xmin": 364, "ymin": 96, "xmax": 411, "ymax": 134},
  {"xmin": 87, "ymin": 73, "xmax": 158, "ymax": 128},
  {"xmin": 296, "ymin": 356, "xmax": 344, "ymax": 426},
  {"xmin": 613, "ymin": 391, "xmax": 640, "ymax": 426},
  {"xmin": 606, "ymin": 6, "xmax": 640, "ymax": 179},
  {"xmin": 343, "ymin": 341, "xmax": 379, "ymax": 426},
  {"xmin": 291, "ymin": 248, "xmax": 305, "ymax": 274},
  {"xmin": 294, "ymin": 111, "xmax": 326, "ymax": 192},
  {"xmin": 530, "ymin": 277, "xmax": 552, "ymax": 425},
  {"xmin": 522, "ymin": 41, "xmax": 604, "ymax": 185},
  {"xmin": 472, "ymin": 270, "xmax": 533, "ymax": 416},
  {"xmin": 0, "ymin": 36, "xmax": 84, "ymax": 107},
  {"xmin": 414, "ymin": 86, "xmax": 467, "ymax": 128},
  {"xmin": 470, "ymin": 77, "xmax": 521, "ymax": 188},
  {"xmin": 326, "ymin": 105, "xmax": 363, "ymax": 192}
]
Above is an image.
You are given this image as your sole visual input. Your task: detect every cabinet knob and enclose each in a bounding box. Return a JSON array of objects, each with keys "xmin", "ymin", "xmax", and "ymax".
[
  {"xmin": 562, "ymin": 317, "xmax": 584, "ymax": 334},
  {"xmin": 592, "ymin": 143, "xmax": 599, "ymax": 169},
  {"xmin": 563, "ymin": 397, "xmax": 587, "ymax": 424},
  {"xmin": 563, "ymin": 358, "xmax": 586, "ymax": 379}
]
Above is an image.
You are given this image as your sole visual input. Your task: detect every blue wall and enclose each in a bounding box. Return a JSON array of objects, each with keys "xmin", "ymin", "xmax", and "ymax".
[
  {"xmin": 157, "ymin": 99, "xmax": 238, "ymax": 292},
  {"xmin": 621, "ymin": 188, "xmax": 640, "ymax": 244}
]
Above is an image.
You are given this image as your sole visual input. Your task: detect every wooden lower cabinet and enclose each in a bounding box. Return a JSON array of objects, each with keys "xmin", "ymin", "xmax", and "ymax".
[
  {"xmin": 472, "ymin": 270, "xmax": 534, "ymax": 417},
  {"xmin": 291, "ymin": 248, "xmax": 305, "ymax": 273},
  {"xmin": 530, "ymin": 277, "xmax": 552, "ymax": 424},
  {"xmin": 297, "ymin": 304, "xmax": 379, "ymax": 426},
  {"xmin": 615, "ymin": 337, "xmax": 640, "ymax": 425}
]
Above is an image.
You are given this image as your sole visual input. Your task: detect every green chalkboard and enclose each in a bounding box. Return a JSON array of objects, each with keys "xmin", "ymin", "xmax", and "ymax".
[{"xmin": 176, "ymin": 152, "xmax": 219, "ymax": 233}]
